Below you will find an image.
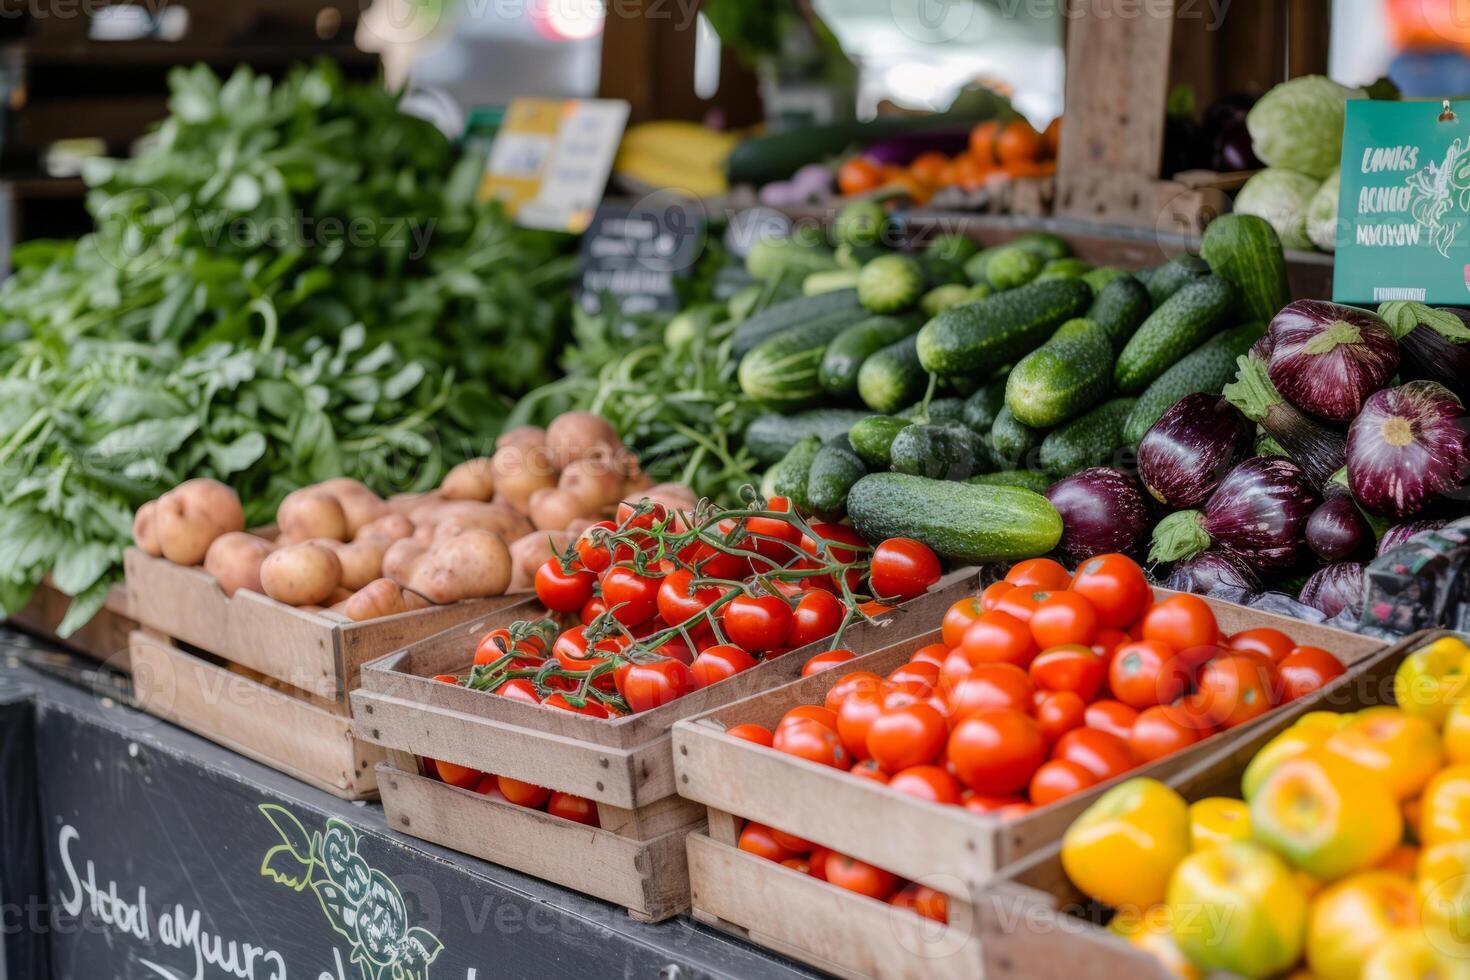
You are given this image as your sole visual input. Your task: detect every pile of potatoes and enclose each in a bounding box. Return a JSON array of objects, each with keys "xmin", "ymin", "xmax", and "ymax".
[{"xmin": 130, "ymin": 412, "xmax": 695, "ymax": 622}]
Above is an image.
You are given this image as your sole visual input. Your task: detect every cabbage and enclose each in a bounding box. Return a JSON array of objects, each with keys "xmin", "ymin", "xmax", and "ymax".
[
  {"xmin": 1306, "ymin": 167, "xmax": 1340, "ymax": 252},
  {"xmin": 1247, "ymin": 75, "xmax": 1363, "ymax": 179},
  {"xmin": 1234, "ymin": 168, "xmax": 1322, "ymax": 252}
]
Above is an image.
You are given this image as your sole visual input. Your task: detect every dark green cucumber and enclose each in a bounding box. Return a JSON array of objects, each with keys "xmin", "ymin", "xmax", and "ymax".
[
  {"xmin": 833, "ymin": 200, "xmax": 889, "ymax": 248},
  {"xmin": 731, "ymin": 289, "xmax": 864, "ymax": 360},
  {"xmin": 961, "ymin": 383, "xmax": 1007, "ymax": 433},
  {"xmin": 1081, "ymin": 267, "xmax": 1132, "ymax": 295},
  {"xmin": 967, "ymin": 469, "xmax": 1054, "ymax": 494},
  {"xmin": 989, "ymin": 404, "xmax": 1045, "ymax": 469},
  {"xmin": 1086, "ymin": 276, "xmax": 1153, "ymax": 353},
  {"xmin": 1011, "ymin": 232, "xmax": 1071, "ymax": 262},
  {"xmin": 890, "ymin": 423, "xmax": 980, "ymax": 480},
  {"xmin": 921, "ymin": 283, "xmax": 973, "ymax": 316},
  {"xmin": 848, "ymin": 416, "xmax": 911, "ymax": 469},
  {"xmin": 1146, "ymin": 254, "xmax": 1211, "ymax": 307},
  {"xmin": 768, "ymin": 435, "xmax": 822, "ymax": 511},
  {"xmin": 1005, "ymin": 318, "xmax": 1115, "ymax": 428},
  {"xmin": 848, "ymin": 473, "xmax": 1063, "ymax": 563},
  {"xmin": 806, "ymin": 437, "xmax": 867, "ymax": 518},
  {"xmin": 963, "ymin": 245, "xmax": 1005, "ymax": 285},
  {"xmin": 740, "ymin": 313, "xmax": 867, "ymax": 408},
  {"xmin": 1199, "ymin": 213, "xmax": 1289, "ymax": 324},
  {"xmin": 1119, "ymin": 321, "xmax": 1266, "ymax": 445},
  {"xmin": 745, "ymin": 409, "xmax": 871, "ymax": 465},
  {"xmin": 928, "ymin": 233, "xmax": 979, "ymax": 265},
  {"xmin": 818, "ymin": 316, "xmax": 917, "ymax": 396},
  {"xmin": 1038, "ymin": 398, "xmax": 1136, "ymax": 474},
  {"xmin": 858, "ymin": 335, "xmax": 928, "ymax": 414},
  {"xmin": 1036, "ymin": 258, "xmax": 1091, "ymax": 282},
  {"xmin": 985, "ymin": 247, "xmax": 1043, "ymax": 290},
  {"xmin": 803, "ymin": 269, "xmax": 862, "ymax": 295},
  {"xmin": 916, "ymin": 278, "xmax": 1092, "ymax": 376},
  {"xmin": 1114, "ymin": 276, "xmax": 1239, "ymax": 394}
]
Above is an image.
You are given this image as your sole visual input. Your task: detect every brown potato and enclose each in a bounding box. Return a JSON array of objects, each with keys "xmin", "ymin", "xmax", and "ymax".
[
  {"xmin": 402, "ymin": 589, "xmax": 432, "ymax": 611},
  {"xmin": 440, "ymin": 457, "xmax": 496, "ymax": 501},
  {"xmin": 132, "ymin": 500, "xmax": 162, "ymax": 557},
  {"xmin": 508, "ymin": 529, "xmax": 574, "ymax": 593},
  {"xmin": 621, "ymin": 468, "xmax": 655, "ymax": 499},
  {"xmin": 382, "ymin": 538, "xmax": 427, "ymax": 585},
  {"xmin": 333, "ymin": 537, "xmax": 389, "ymax": 591},
  {"xmin": 203, "ymin": 532, "xmax": 274, "ymax": 598},
  {"xmin": 490, "ymin": 443, "xmax": 558, "ymax": 514},
  {"xmin": 528, "ymin": 487, "xmax": 593, "ymax": 532},
  {"xmin": 626, "ymin": 482, "xmax": 698, "ymax": 515},
  {"xmin": 156, "ymin": 478, "xmax": 246, "ymax": 565},
  {"xmin": 328, "ymin": 586, "xmax": 354, "ymax": 604},
  {"xmin": 408, "ymin": 529, "xmax": 512, "ymax": 603},
  {"xmin": 386, "ymin": 491, "xmax": 433, "ymax": 517},
  {"xmin": 545, "ymin": 411, "xmax": 622, "ymax": 469},
  {"xmin": 413, "ymin": 500, "xmax": 532, "ymax": 544},
  {"xmin": 557, "ymin": 456, "xmax": 626, "ymax": 512},
  {"xmin": 260, "ymin": 543, "xmax": 342, "ymax": 606},
  {"xmin": 357, "ymin": 513, "xmax": 415, "ymax": 543},
  {"xmin": 277, "ymin": 488, "xmax": 349, "ymax": 542},
  {"xmin": 315, "ymin": 478, "xmax": 386, "ymax": 536},
  {"xmin": 342, "ymin": 578, "xmax": 411, "ymax": 621},
  {"xmin": 496, "ymin": 425, "xmax": 546, "ymax": 452}
]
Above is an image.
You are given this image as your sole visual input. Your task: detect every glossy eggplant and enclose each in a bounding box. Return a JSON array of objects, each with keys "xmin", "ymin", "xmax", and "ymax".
[
  {"xmin": 1149, "ymin": 456, "xmax": 1319, "ymax": 569},
  {"xmin": 1377, "ymin": 519, "xmax": 1449, "ymax": 556},
  {"xmin": 1137, "ymin": 393, "xmax": 1252, "ymax": 508},
  {"xmin": 1381, "ymin": 302, "xmax": 1470, "ymax": 403},
  {"xmin": 1299, "ymin": 562, "xmax": 1366, "ymax": 619},
  {"xmin": 1045, "ymin": 468, "xmax": 1152, "ymax": 564},
  {"xmin": 1346, "ymin": 381, "xmax": 1470, "ymax": 519},
  {"xmin": 1223, "ymin": 354, "xmax": 1346, "ymax": 489},
  {"xmin": 1265, "ymin": 300, "xmax": 1398, "ymax": 420},
  {"xmin": 1164, "ymin": 551, "xmax": 1260, "ymax": 600},
  {"xmin": 1305, "ymin": 496, "xmax": 1372, "ymax": 562}
]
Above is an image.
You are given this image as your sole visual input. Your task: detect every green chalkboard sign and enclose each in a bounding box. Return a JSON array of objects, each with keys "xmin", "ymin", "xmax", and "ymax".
[{"xmin": 1334, "ymin": 98, "xmax": 1470, "ymax": 305}]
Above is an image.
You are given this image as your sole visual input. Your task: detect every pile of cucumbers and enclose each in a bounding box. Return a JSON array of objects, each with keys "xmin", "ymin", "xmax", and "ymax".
[{"xmin": 735, "ymin": 206, "xmax": 1290, "ymax": 564}]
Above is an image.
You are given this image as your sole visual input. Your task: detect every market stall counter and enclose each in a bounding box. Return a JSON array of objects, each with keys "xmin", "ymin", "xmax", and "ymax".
[{"xmin": 0, "ymin": 630, "xmax": 820, "ymax": 980}]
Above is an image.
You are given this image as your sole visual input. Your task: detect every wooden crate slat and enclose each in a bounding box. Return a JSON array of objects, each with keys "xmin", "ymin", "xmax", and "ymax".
[{"xmin": 7, "ymin": 582, "xmax": 136, "ymax": 668}]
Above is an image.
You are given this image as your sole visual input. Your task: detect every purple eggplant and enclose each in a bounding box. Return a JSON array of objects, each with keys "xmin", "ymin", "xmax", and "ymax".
[
  {"xmin": 1266, "ymin": 301, "xmax": 1399, "ymax": 421},
  {"xmin": 863, "ymin": 129, "xmax": 973, "ymax": 166},
  {"xmin": 1347, "ymin": 381, "xmax": 1470, "ymax": 519},
  {"xmin": 1165, "ymin": 551, "xmax": 1260, "ymax": 601},
  {"xmin": 1305, "ymin": 496, "xmax": 1372, "ymax": 562},
  {"xmin": 1382, "ymin": 302, "xmax": 1470, "ymax": 403},
  {"xmin": 1046, "ymin": 468, "xmax": 1151, "ymax": 563},
  {"xmin": 1299, "ymin": 562, "xmax": 1366, "ymax": 619},
  {"xmin": 1223, "ymin": 354, "xmax": 1346, "ymax": 489},
  {"xmin": 1377, "ymin": 518, "xmax": 1449, "ymax": 556},
  {"xmin": 1137, "ymin": 394, "xmax": 1252, "ymax": 508},
  {"xmin": 1149, "ymin": 456, "xmax": 1319, "ymax": 570}
]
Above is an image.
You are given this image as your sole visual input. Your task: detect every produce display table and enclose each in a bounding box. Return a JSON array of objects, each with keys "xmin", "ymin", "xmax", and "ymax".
[{"xmin": 0, "ymin": 629, "xmax": 820, "ymax": 980}]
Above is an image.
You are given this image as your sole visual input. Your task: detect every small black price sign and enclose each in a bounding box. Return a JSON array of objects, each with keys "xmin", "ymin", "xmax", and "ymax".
[{"xmin": 577, "ymin": 193, "xmax": 707, "ymax": 314}]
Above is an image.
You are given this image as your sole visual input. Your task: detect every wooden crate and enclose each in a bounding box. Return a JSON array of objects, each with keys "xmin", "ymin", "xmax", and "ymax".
[
  {"xmin": 980, "ymin": 630, "xmax": 1448, "ymax": 980},
  {"xmin": 8, "ymin": 582, "xmax": 136, "ymax": 670},
  {"xmin": 673, "ymin": 595, "xmax": 1390, "ymax": 978},
  {"xmin": 352, "ymin": 570, "xmax": 982, "ymax": 920}
]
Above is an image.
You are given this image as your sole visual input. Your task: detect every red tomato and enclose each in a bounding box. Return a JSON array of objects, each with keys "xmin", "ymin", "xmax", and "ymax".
[
  {"xmin": 962, "ymin": 792, "xmax": 1031, "ymax": 817},
  {"xmin": 1091, "ymin": 626, "xmax": 1130, "ymax": 663},
  {"xmin": 1227, "ymin": 627, "xmax": 1296, "ymax": 664},
  {"xmin": 848, "ymin": 759, "xmax": 889, "ymax": 783},
  {"xmin": 726, "ymin": 723, "xmax": 773, "ymax": 746},
  {"xmin": 1108, "ymin": 640, "xmax": 1189, "ymax": 709},
  {"xmin": 543, "ymin": 693, "xmax": 612, "ymax": 717},
  {"xmin": 744, "ymin": 496, "xmax": 802, "ymax": 563},
  {"xmin": 1196, "ymin": 653, "xmax": 1280, "ymax": 728},
  {"xmin": 941, "ymin": 597, "xmax": 985, "ymax": 648},
  {"xmin": 656, "ymin": 569, "xmax": 724, "ymax": 634},
  {"xmin": 824, "ymin": 852, "xmax": 898, "ymax": 900},
  {"xmin": 824, "ymin": 671, "xmax": 885, "ymax": 712},
  {"xmin": 1036, "ymin": 690, "xmax": 1087, "ymax": 743},
  {"xmin": 870, "ymin": 538, "xmax": 942, "ymax": 602},
  {"xmin": 960, "ymin": 611, "xmax": 1038, "ymax": 668},
  {"xmin": 1030, "ymin": 591, "xmax": 1099, "ymax": 649},
  {"xmin": 1028, "ymin": 758, "xmax": 1097, "ymax": 806},
  {"xmin": 994, "ymin": 588, "xmax": 1046, "ymax": 623},
  {"xmin": 782, "ymin": 704, "xmax": 839, "ymax": 731},
  {"xmin": 891, "ymin": 884, "xmax": 949, "ymax": 924},
  {"xmin": 788, "ymin": 589, "xmax": 845, "ymax": 649},
  {"xmin": 1083, "ymin": 699, "xmax": 1139, "ymax": 741},
  {"xmin": 579, "ymin": 595, "xmax": 608, "ymax": 626},
  {"xmin": 575, "ymin": 520, "xmax": 617, "ymax": 573},
  {"xmin": 601, "ymin": 566, "xmax": 662, "ymax": 626},
  {"xmin": 945, "ymin": 662, "xmax": 1035, "ymax": 717},
  {"xmin": 803, "ymin": 648, "xmax": 857, "ymax": 676},
  {"xmin": 654, "ymin": 635, "xmax": 695, "ymax": 665},
  {"xmin": 769, "ymin": 827, "xmax": 815, "ymax": 852},
  {"xmin": 1005, "ymin": 558, "xmax": 1072, "ymax": 591},
  {"xmin": 947, "ymin": 709, "xmax": 1046, "ymax": 795},
  {"xmin": 1129, "ymin": 704, "xmax": 1202, "ymax": 761},
  {"xmin": 497, "ymin": 775, "xmax": 551, "ymax": 809},
  {"xmin": 888, "ymin": 660, "xmax": 940, "ymax": 695},
  {"xmin": 866, "ymin": 701, "xmax": 948, "ymax": 772},
  {"xmin": 836, "ymin": 685, "xmax": 887, "ymax": 760},
  {"xmin": 888, "ymin": 765, "xmax": 963, "ymax": 804},
  {"xmin": 435, "ymin": 759, "xmax": 483, "ymax": 789},
  {"xmin": 1172, "ymin": 692, "xmax": 1220, "ymax": 737},
  {"xmin": 1069, "ymin": 553, "xmax": 1150, "ymax": 628},
  {"xmin": 535, "ymin": 559, "xmax": 595, "ymax": 613},
  {"xmin": 473, "ymin": 773, "xmax": 506, "ymax": 800},
  {"xmin": 978, "ymin": 580, "xmax": 1015, "ymax": 614},
  {"xmin": 552, "ymin": 625, "xmax": 623, "ymax": 672},
  {"xmin": 808, "ymin": 846, "xmax": 832, "ymax": 879},
  {"xmin": 799, "ymin": 523, "xmax": 866, "ymax": 592},
  {"xmin": 1278, "ymin": 646, "xmax": 1346, "ymax": 700},
  {"xmin": 772, "ymin": 717, "xmax": 849, "ymax": 768},
  {"xmin": 1140, "ymin": 595, "xmax": 1219, "ymax": 651},
  {"xmin": 1029, "ymin": 644, "xmax": 1106, "ymax": 702},
  {"xmin": 690, "ymin": 645, "xmax": 758, "ymax": 688},
  {"xmin": 618, "ymin": 658, "xmax": 696, "ymax": 712},
  {"xmin": 724, "ymin": 594, "xmax": 794, "ymax": 653},
  {"xmin": 1053, "ymin": 728, "xmax": 1136, "ymax": 782},
  {"xmin": 494, "ymin": 678, "xmax": 540, "ymax": 705},
  {"xmin": 909, "ymin": 643, "xmax": 949, "ymax": 668},
  {"xmin": 738, "ymin": 822, "xmax": 795, "ymax": 862},
  {"xmin": 547, "ymin": 792, "xmax": 599, "ymax": 826}
]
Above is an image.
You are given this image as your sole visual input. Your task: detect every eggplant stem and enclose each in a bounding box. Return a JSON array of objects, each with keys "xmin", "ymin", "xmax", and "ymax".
[
  {"xmin": 1301, "ymin": 320, "xmax": 1362, "ymax": 355},
  {"xmin": 1149, "ymin": 510, "xmax": 1211, "ymax": 564}
]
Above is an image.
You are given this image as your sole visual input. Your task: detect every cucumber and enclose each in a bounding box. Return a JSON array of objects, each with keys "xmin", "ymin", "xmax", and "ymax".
[
  {"xmin": 834, "ymin": 200, "xmax": 890, "ymax": 248},
  {"xmin": 837, "ymin": 242, "xmax": 888, "ymax": 270},
  {"xmin": 803, "ymin": 268, "xmax": 862, "ymax": 295},
  {"xmin": 986, "ymin": 247, "xmax": 1043, "ymax": 291},
  {"xmin": 928, "ymin": 233, "xmax": 979, "ymax": 265},
  {"xmin": 967, "ymin": 469, "xmax": 1054, "ymax": 494},
  {"xmin": 916, "ymin": 278, "xmax": 1093, "ymax": 376},
  {"xmin": 1119, "ymin": 322, "xmax": 1266, "ymax": 445},
  {"xmin": 1081, "ymin": 267, "xmax": 1132, "ymax": 295},
  {"xmin": 768, "ymin": 436, "xmax": 822, "ymax": 512},
  {"xmin": 890, "ymin": 423, "xmax": 980, "ymax": 480},
  {"xmin": 1086, "ymin": 276, "xmax": 1153, "ymax": 353},
  {"xmin": 732, "ymin": 289, "xmax": 864, "ymax": 359},
  {"xmin": 740, "ymin": 313, "xmax": 865, "ymax": 407},
  {"xmin": 746, "ymin": 409, "xmax": 871, "ymax": 465},
  {"xmin": 989, "ymin": 404, "xmax": 1045, "ymax": 469},
  {"xmin": 1005, "ymin": 318, "xmax": 1115, "ymax": 428},
  {"xmin": 746, "ymin": 236, "xmax": 840, "ymax": 282},
  {"xmin": 961, "ymin": 383, "xmax": 1007, "ymax": 433},
  {"xmin": 921, "ymin": 283, "xmax": 973, "ymax": 317},
  {"xmin": 1011, "ymin": 232, "xmax": 1071, "ymax": 262},
  {"xmin": 858, "ymin": 335, "xmax": 927, "ymax": 414},
  {"xmin": 1146, "ymin": 254, "xmax": 1210, "ymax": 307},
  {"xmin": 1199, "ymin": 213, "xmax": 1289, "ymax": 324},
  {"xmin": 728, "ymin": 284, "xmax": 764, "ymax": 324},
  {"xmin": 1114, "ymin": 276, "xmax": 1239, "ymax": 394},
  {"xmin": 965, "ymin": 283, "xmax": 994, "ymax": 302},
  {"xmin": 819, "ymin": 316, "xmax": 917, "ymax": 397},
  {"xmin": 858, "ymin": 254, "xmax": 927, "ymax": 314},
  {"xmin": 1036, "ymin": 258, "xmax": 1091, "ymax": 282},
  {"xmin": 806, "ymin": 437, "xmax": 868, "ymax": 518},
  {"xmin": 848, "ymin": 415, "xmax": 911, "ymax": 469},
  {"xmin": 899, "ymin": 397, "xmax": 966, "ymax": 422},
  {"xmin": 963, "ymin": 245, "xmax": 1004, "ymax": 285},
  {"xmin": 848, "ymin": 473, "xmax": 1064, "ymax": 563},
  {"xmin": 1038, "ymin": 398, "xmax": 1137, "ymax": 475}
]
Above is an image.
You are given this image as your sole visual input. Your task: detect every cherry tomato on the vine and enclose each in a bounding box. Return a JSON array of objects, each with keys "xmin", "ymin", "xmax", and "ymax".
[
  {"xmin": 656, "ymin": 568, "xmax": 724, "ymax": 634},
  {"xmin": 575, "ymin": 520, "xmax": 618, "ymax": 573},
  {"xmin": 724, "ymin": 594, "xmax": 793, "ymax": 653},
  {"xmin": 601, "ymin": 566, "xmax": 662, "ymax": 626},
  {"xmin": 617, "ymin": 658, "xmax": 696, "ymax": 712},
  {"xmin": 690, "ymin": 645, "xmax": 758, "ymax": 688},
  {"xmin": 870, "ymin": 537, "xmax": 942, "ymax": 602},
  {"xmin": 787, "ymin": 589, "xmax": 845, "ymax": 649}
]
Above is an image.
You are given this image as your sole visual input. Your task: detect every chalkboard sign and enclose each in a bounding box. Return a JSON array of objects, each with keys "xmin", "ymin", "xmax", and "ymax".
[{"xmin": 577, "ymin": 194, "xmax": 707, "ymax": 315}]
